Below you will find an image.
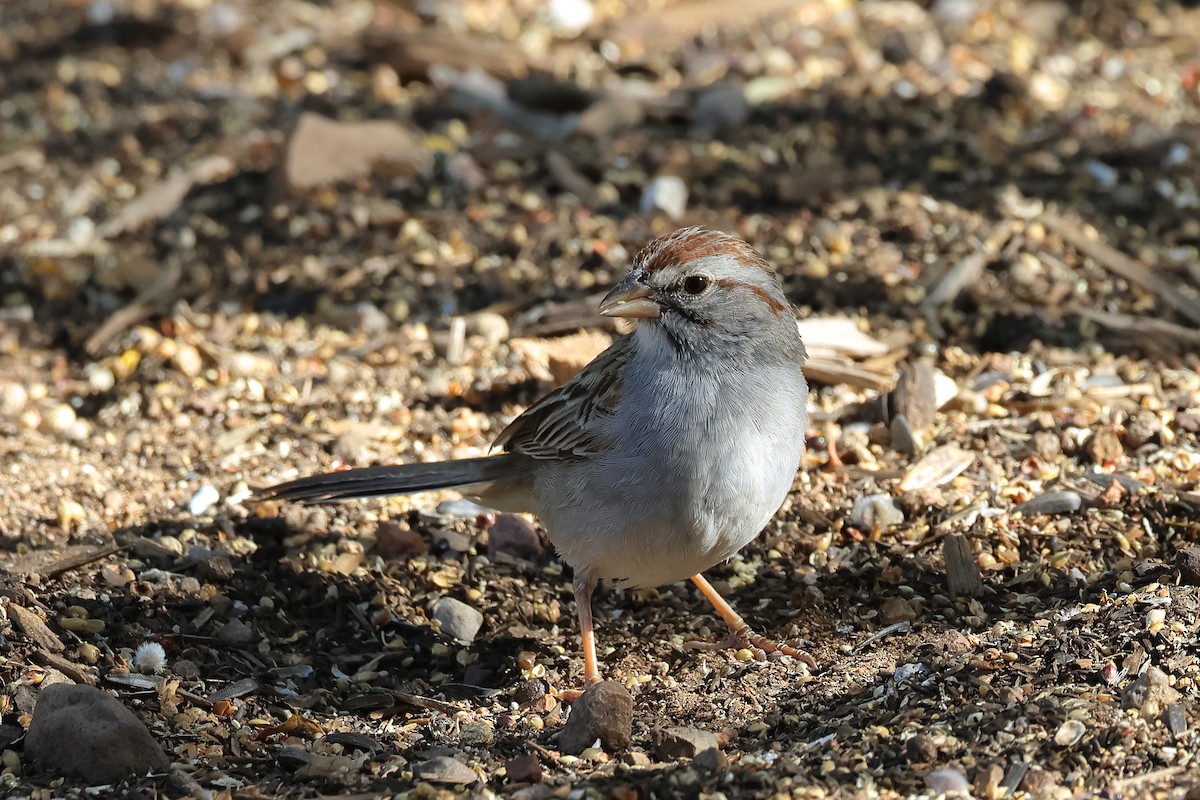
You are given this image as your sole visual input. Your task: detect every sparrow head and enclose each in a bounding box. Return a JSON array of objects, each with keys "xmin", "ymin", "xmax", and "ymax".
[{"xmin": 600, "ymin": 228, "xmax": 800, "ymax": 360}]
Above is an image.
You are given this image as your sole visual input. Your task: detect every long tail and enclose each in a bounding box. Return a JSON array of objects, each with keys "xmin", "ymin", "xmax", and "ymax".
[{"xmin": 257, "ymin": 454, "xmax": 521, "ymax": 505}]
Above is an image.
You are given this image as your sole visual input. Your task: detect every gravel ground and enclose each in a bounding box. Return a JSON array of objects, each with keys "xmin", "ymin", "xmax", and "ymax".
[{"xmin": 2, "ymin": 0, "xmax": 1200, "ymax": 797}]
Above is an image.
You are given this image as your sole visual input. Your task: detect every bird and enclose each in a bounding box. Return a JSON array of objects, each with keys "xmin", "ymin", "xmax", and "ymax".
[{"xmin": 258, "ymin": 226, "xmax": 813, "ymax": 687}]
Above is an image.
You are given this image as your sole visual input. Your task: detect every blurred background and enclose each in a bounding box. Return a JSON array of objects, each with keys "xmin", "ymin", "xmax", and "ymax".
[
  {"xmin": 3, "ymin": 0, "xmax": 1199, "ymax": 358},
  {"xmin": 3, "ymin": 3, "xmax": 1200, "ymax": 796}
]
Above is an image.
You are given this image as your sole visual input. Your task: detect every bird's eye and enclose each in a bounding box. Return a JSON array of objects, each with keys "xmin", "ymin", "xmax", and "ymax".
[{"xmin": 682, "ymin": 275, "xmax": 709, "ymax": 295}]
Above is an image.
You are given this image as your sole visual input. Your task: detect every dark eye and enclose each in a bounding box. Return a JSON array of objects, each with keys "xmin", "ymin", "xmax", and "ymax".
[{"xmin": 682, "ymin": 275, "xmax": 709, "ymax": 295}]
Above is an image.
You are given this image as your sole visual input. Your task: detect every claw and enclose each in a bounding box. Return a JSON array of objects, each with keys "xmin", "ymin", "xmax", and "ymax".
[{"xmin": 688, "ymin": 574, "xmax": 817, "ymax": 670}]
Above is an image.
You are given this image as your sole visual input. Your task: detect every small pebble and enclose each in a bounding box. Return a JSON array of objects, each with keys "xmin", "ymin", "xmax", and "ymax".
[
  {"xmin": 505, "ymin": 753, "xmax": 542, "ymax": 783},
  {"xmin": 0, "ymin": 382, "xmax": 28, "ymax": 416},
  {"xmin": 690, "ymin": 82, "xmax": 750, "ymax": 139},
  {"xmin": 459, "ymin": 721, "xmax": 494, "ymax": 747},
  {"xmin": 172, "ymin": 343, "xmax": 203, "ymax": 377},
  {"xmin": 216, "ymin": 618, "xmax": 254, "ymax": 646},
  {"xmin": 880, "ymin": 596, "xmax": 917, "ymax": 625},
  {"xmin": 889, "ymin": 414, "xmax": 921, "ymax": 455},
  {"xmin": 1165, "ymin": 704, "xmax": 1188, "ymax": 737},
  {"xmin": 188, "ymin": 485, "xmax": 220, "ymax": 516},
  {"xmin": 25, "ymin": 684, "xmax": 169, "ymax": 784},
  {"xmin": 374, "ymin": 521, "xmax": 428, "ymax": 559},
  {"xmin": 848, "ymin": 494, "xmax": 904, "ymax": 532},
  {"xmin": 57, "ymin": 498, "xmax": 86, "ymax": 531},
  {"xmin": 1013, "ymin": 491, "xmax": 1082, "ymax": 516},
  {"xmin": 640, "ymin": 176, "xmax": 688, "ymax": 220},
  {"xmin": 1174, "ymin": 546, "xmax": 1200, "ymax": 586},
  {"xmin": 466, "ymin": 311, "xmax": 509, "ymax": 345},
  {"xmin": 654, "ymin": 726, "xmax": 726, "ymax": 770},
  {"xmin": 1053, "ymin": 719, "xmax": 1086, "ymax": 747},
  {"xmin": 545, "ymin": 0, "xmax": 593, "ymax": 34},
  {"xmin": 1122, "ymin": 666, "xmax": 1181, "ymax": 718},
  {"xmin": 41, "ymin": 403, "xmax": 78, "ymax": 436},
  {"xmin": 431, "ymin": 597, "xmax": 484, "ymax": 644},
  {"xmin": 411, "ymin": 755, "xmax": 478, "ymax": 785}
]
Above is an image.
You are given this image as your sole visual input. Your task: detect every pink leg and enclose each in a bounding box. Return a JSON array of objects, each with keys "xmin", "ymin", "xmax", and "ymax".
[{"xmin": 688, "ymin": 574, "xmax": 816, "ymax": 668}]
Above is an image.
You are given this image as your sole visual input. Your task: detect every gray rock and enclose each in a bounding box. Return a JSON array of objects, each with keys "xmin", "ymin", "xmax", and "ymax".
[
  {"xmin": 488, "ymin": 513, "xmax": 543, "ymax": 559},
  {"xmin": 558, "ymin": 681, "xmax": 633, "ymax": 754},
  {"xmin": 431, "ymin": 597, "xmax": 484, "ymax": 644},
  {"xmin": 1175, "ymin": 546, "xmax": 1200, "ymax": 586},
  {"xmin": 1122, "ymin": 666, "xmax": 1181, "ymax": 719},
  {"xmin": 654, "ymin": 726, "xmax": 718, "ymax": 760},
  {"xmin": 216, "ymin": 618, "xmax": 254, "ymax": 646},
  {"xmin": 25, "ymin": 684, "xmax": 169, "ymax": 783},
  {"xmin": 1013, "ymin": 491, "xmax": 1082, "ymax": 516},
  {"xmin": 411, "ymin": 755, "xmax": 478, "ymax": 785}
]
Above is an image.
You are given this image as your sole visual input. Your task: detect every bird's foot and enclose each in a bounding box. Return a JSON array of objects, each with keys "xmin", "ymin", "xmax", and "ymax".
[
  {"xmin": 557, "ymin": 677, "xmax": 602, "ymax": 704},
  {"xmin": 684, "ymin": 624, "xmax": 816, "ymax": 670}
]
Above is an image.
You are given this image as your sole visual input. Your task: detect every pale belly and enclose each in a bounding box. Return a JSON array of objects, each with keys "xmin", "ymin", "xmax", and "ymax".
[{"xmin": 531, "ymin": 412, "xmax": 804, "ymax": 588}]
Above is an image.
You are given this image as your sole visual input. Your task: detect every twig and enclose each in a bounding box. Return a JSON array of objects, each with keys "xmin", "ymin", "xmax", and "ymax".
[
  {"xmin": 44, "ymin": 543, "xmax": 129, "ymax": 578},
  {"xmin": 1075, "ymin": 307, "xmax": 1200, "ymax": 345},
  {"xmin": 853, "ymin": 621, "xmax": 912, "ymax": 653},
  {"xmin": 923, "ymin": 221, "xmax": 1015, "ymax": 312},
  {"xmin": 85, "ymin": 257, "xmax": 182, "ymax": 355},
  {"xmin": 804, "ymin": 356, "xmax": 894, "ymax": 392},
  {"xmin": 1043, "ymin": 210, "xmax": 1200, "ymax": 327}
]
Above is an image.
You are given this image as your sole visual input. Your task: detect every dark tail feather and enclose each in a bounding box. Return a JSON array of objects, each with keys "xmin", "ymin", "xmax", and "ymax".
[{"xmin": 257, "ymin": 455, "xmax": 519, "ymax": 505}]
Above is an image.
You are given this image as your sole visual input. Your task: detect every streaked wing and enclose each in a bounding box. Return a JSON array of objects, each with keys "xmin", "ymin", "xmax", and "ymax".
[{"xmin": 492, "ymin": 336, "xmax": 630, "ymax": 460}]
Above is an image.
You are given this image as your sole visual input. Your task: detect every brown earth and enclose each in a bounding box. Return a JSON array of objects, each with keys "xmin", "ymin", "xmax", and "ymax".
[{"xmin": 2, "ymin": 0, "xmax": 1200, "ymax": 797}]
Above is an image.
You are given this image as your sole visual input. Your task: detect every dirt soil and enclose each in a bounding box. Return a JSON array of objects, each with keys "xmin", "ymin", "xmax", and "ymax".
[{"xmin": 2, "ymin": 0, "xmax": 1200, "ymax": 797}]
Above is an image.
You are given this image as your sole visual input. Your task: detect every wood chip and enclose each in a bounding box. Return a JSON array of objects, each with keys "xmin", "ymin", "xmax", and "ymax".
[
  {"xmin": 8, "ymin": 604, "xmax": 65, "ymax": 653},
  {"xmin": 545, "ymin": 151, "xmax": 600, "ymax": 206},
  {"xmin": 1076, "ymin": 308, "xmax": 1200, "ymax": 346},
  {"xmin": 283, "ymin": 112, "xmax": 433, "ymax": 192},
  {"xmin": 944, "ymin": 534, "xmax": 984, "ymax": 597},
  {"xmin": 510, "ymin": 331, "xmax": 612, "ymax": 384},
  {"xmin": 899, "ymin": 444, "xmax": 975, "ymax": 492},
  {"xmin": 362, "ymin": 27, "xmax": 530, "ymax": 81},
  {"xmin": 923, "ymin": 221, "xmax": 1015, "ymax": 311},
  {"xmin": 804, "ymin": 356, "xmax": 894, "ymax": 392},
  {"xmin": 887, "ymin": 359, "xmax": 938, "ymax": 429},
  {"xmin": 610, "ymin": 0, "xmax": 826, "ymax": 52},
  {"xmin": 796, "ymin": 317, "xmax": 891, "ymax": 359}
]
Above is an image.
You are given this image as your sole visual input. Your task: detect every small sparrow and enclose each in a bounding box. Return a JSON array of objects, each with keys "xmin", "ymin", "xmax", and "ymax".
[{"xmin": 260, "ymin": 227, "xmax": 813, "ymax": 685}]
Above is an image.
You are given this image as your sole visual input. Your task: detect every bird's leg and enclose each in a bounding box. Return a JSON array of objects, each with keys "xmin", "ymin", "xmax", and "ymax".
[
  {"xmin": 567, "ymin": 571, "xmax": 602, "ymax": 697},
  {"xmin": 686, "ymin": 573, "xmax": 816, "ymax": 669}
]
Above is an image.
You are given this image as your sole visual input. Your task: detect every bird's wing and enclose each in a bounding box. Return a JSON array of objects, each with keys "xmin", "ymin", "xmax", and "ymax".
[{"xmin": 492, "ymin": 336, "xmax": 630, "ymax": 461}]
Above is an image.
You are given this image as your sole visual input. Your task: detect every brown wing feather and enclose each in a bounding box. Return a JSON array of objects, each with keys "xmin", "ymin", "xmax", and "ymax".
[{"xmin": 492, "ymin": 336, "xmax": 631, "ymax": 460}]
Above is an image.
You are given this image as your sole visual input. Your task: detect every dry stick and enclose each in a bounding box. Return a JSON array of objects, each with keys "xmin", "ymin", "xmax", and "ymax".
[
  {"xmin": 84, "ymin": 258, "xmax": 182, "ymax": 355},
  {"xmin": 545, "ymin": 151, "xmax": 600, "ymax": 207},
  {"xmin": 43, "ymin": 543, "xmax": 129, "ymax": 579},
  {"xmin": 1042, "ymin": 210, "xmax": 1200, "ymax": 327},
  {"xmin": 803, "ymin": 356, "xmax": 894, "ymax": 392},
  {"xmin": 1075, "ymin": 307, "xmax": 1200, "ymax": 346},
  {"xmin": 944, "ymin": 534, "xmax": 984, "ymax": 598},
  {"xmin": 922, "ymin": 221, "xmax": 1015, "ymax": 336},
  {"xmin": 611, "ymin": 0, "xmax": 821, "ymax": 50}
]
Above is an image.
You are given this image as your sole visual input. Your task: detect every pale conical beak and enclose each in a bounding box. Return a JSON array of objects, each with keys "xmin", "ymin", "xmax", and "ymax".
[{"xmin": 599, "ymin": 275, "xmax": 660, "ymax": 319}]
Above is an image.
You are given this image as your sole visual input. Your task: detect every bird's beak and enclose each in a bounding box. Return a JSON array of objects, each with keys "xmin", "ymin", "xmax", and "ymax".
[{"xmin": 599, "ymin": 274, "xmax": 660, "ymax": 319}]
